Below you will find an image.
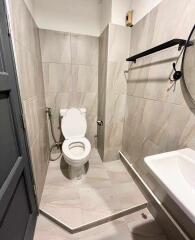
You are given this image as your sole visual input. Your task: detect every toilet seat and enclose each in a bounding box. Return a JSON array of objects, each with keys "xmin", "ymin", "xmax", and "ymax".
[{"xmin": 62, "ymin": 137, "xmax": 91, "ymax": 162}]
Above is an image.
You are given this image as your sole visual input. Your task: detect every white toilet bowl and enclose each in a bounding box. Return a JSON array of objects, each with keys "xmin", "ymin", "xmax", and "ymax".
[{"xmin": 60, "ymin": 108, "xmax": 91, "ymax": 179}]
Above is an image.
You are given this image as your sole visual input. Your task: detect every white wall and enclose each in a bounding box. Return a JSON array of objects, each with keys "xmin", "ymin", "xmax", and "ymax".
[
  {"xmin": 111, "ymin": 0, "xmax": 132, "ymax": 26},
  {"xmin": 34, "ymin": 0, "xmax": 101, "ymax": 36},
  {"xmin": 130, "ymin": 0, "xmax": 162, "ymax": 24},
  {"xmin": 100, "ymin": 0, "xmax": 112, "ymax": 33},
  {"xmin": 23, "ymin": 0, "xmax": 162, "ymax": 36},
  {"xmin": 100, "ymin": 0, "xmax": 162, "ymax": 34}
]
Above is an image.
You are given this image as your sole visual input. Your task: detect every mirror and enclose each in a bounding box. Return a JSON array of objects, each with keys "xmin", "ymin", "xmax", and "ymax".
[{"xmin": 182, "ymin": 25, "xmax": 195, "ymax": 102}]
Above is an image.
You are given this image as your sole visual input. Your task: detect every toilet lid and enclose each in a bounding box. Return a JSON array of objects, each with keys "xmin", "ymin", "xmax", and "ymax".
[{"xmin": 61, "ymin": 108, "xmax": 87, "ymax": 139}]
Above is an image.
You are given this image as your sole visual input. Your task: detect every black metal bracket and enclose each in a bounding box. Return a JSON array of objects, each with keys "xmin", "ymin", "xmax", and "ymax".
[{"xmin": 126, "ymin": 39, "xmax": 193, "ymax": 63}]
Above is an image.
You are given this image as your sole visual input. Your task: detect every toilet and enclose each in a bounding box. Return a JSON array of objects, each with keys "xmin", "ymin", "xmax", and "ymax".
[{"xmin": 60, "ymin": 108, "xmax": 91, "ymax": 179}]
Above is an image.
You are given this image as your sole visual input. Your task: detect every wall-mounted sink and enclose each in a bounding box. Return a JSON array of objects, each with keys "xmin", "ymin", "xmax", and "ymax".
[{"xmin": 144, "ymin": 148, "xmax": 195, "ymax": 224}]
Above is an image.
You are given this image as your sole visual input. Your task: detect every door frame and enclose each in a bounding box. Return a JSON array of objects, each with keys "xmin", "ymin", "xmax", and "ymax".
[{"xmin": 2, "ymin": 0, "xmax": 39, "ymax": 214}]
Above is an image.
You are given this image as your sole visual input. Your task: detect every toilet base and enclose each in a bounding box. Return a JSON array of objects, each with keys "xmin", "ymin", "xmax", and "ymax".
[{"xmin": 68, "ymin": 164, "xmax": 86, "ymax": 180}]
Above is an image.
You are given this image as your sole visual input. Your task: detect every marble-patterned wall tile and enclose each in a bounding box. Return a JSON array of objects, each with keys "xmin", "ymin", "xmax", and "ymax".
[
  {"xmin": 143, "ymin": 48, "xmax": 183, "ymax": 104},
  {"xmin": 99, "ymin": 27, "xmax": 109, "ymax": 65},
  {"xmin": 108, "ymin": 24, "xmax": 131, "ymax": 63},
  {"xmin": 14, "ymin": 41, "xmax": 37, "ymax": 100},
  {"xmin": 73, "ymin": 92, "xmax": 97, "ymax": 119},
  {"xmin": 107, "ymin": 62, "xmax": 128, "ymax": 95},
  {"xmin": 72, "ymin": 65, "xmax": 98, "ymax": 93},
  {"xmin": 104, "ymin": 93, "xmax": 126, "ymax": 150},
  {"xmin": 39, "ymin": 30, "xmax": 71, "ymax": 64},
  {"xmin": 42, "ymin": 63, "xmax": 72, "ymax": 93},
  {"xmin": 97, "ymin": 66, "xmax": 106, "ymax": 120},
  {"xmin": 123, "ymin": 96, "xmax": 195, "ymax": 166},
  {"xmin": 45, "ymin": 92, "xmax": 73, "ymax": 115},
  {"xmin": 30, "ymin": 134, "xmax": 48, "ymax": 204},
  {"xmin": 130, "ymin": 9, "xmax": 158, "ymax": 57},
  {"xmin": 39, "ymin": 30, "xmax": 99, "ymax": 148},
  {"xmin": 71, "ymin": 34, "xmax": 99, "ymax": 66},
  {"xmin": 126, "ymin": 57, "xmax": 151, "ymax": 98},
  {"xmin": 86, "ymin": 115, "xmax": 98, "ymax": 147},
  {"xmin": 23, "ymin": 97, "xmax": 39, "ymax": 145},
  {"xmin": 10, "ymin": 0, "xmax": 32, "ymax": 51},
  {"xmin": 127, "ymin": 12, "xmax": 188, "ymax": 106},
  {"xmin": 9, "ymin": 0, "xmax": 49, "ymax": 203},
  {"xmin": 9, "ymin": 0, "xmax": 41, "ymax": 59},
  {"xmin": 30, "ymin": 139, "xmax": 42, "ymax": 202},
  {"xmin": 126, "ymin": 0, "xmax": 195, "ymax": 106},
  {"xmin": 151, "ymin": 0, "xmax": 195, "ymax": 47},
  {"xmin": 97, "ymin": 26, "xmax": 109, "ymax": 159},
  {"xmin": 35, "ymin": 59, "xmax": 46, "ymax": 98},
  {"xmin": 127, "ymin": 52, "xmax": 186, "ymax": 107},
  {"xmin": 101, "ymin": 24, "xmax": 130, "ymax": 161},
  {"xmin": 178, "ymin": 113, "xmax": 195, "ymax": 149},
  {"xmin": 122, "ymin": 0, "xmax": 195, "ymax": 237}
]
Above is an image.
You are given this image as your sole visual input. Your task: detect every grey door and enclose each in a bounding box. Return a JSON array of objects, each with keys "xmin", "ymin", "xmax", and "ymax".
[{"xmin": 0, "ymin": 1, "xmax": 38, "ymax": 239}]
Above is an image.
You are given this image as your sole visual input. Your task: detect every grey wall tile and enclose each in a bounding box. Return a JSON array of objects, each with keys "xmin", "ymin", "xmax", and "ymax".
[
  {"xmin": 121, "ymin": 0, "xmax": 195, "ymax": 237},
  {"xmin": 42, "ymin": 63, "xmax": 72, "ymax": 93},
  {"xmin": 39, "ymin": 30, "xmax": 99, "ymax": 148},
  {"xmin": 14, "ymin": 41, "xmax": 37, "ymax": 100},
  {"xmin": 100, "ymin": 24, "xmax": 130, "ymax": 161},
  {"xmin": 108, "ymin": 24, "xmax": 131, "ymax": 63},
  {"xmin": 71, "ymin": 33, "xmax": 99, "ymax": 66},
  {"xmin": 39, "ymin": 30, "xmax": 71, "ymax": 64},
  {"xmin": 97, "ymin": 24, "xmax": 130, "ymax": 161},
  {"xmin": 107, "ymin": 62, "xmax": 128, "ymax": 95},
  {"xmin": 72, "ymin": 65, "xmax": 98, "ymax": 93},
  {"xmin": 97, "ymin": 26, "xmax": 109, "ymax": 159},
  {"xmin": 9, "ymin": 0, "xmax": 49, "ymax": 203}
]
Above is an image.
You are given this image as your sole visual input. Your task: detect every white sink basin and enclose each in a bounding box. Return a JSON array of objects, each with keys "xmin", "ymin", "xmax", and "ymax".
[{"xmin": 144, "ymin": 148, "xmax": 195, "ymax": 224}]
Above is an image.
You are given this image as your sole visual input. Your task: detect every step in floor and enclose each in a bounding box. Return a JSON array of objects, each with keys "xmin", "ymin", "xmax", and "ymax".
[
  {"xmin": 34, "ymin": 208, "xmax": 168, "ymax": 240},
  {"xmin": 40, "ymin": 148, "xmax": 147, "ymax": 230}
]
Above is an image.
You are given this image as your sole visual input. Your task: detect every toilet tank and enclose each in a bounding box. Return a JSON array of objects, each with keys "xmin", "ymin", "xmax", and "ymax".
[{"xmin": 60, "ymin": 108, "xmax": 86, "ymax": 119}]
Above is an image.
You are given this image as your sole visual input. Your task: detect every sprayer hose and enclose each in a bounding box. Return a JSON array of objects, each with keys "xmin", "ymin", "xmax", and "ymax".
[
  {"xmin": 47, "ymin": 111, "xmax": 62, "ymax": 161},
  {"xmin": 49, "ymin": 143, "xmax": 62, "ymax": 161},
  {"xmin": 48, "ymin": 114, "xmax": 58, "ymax": 144}
]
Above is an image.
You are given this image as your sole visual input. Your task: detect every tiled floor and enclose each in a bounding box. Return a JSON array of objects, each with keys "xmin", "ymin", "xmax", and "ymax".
[
  {"xmin": 34, "ymin": 208, "xmax": 168, "ymax": 240},
  {"xmin": 39, "ymin": 149, "xmax": 147, "ymax": 229}
]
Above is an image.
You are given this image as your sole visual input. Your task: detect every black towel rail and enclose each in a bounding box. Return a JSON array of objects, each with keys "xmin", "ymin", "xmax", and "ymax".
[{"xmin": 126, "ymin": 39, "xmax": 193, "ymax": 63}]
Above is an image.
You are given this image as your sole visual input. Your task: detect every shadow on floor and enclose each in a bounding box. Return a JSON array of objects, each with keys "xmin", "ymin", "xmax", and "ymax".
[
  {"xmin": 129, "ymin": 220, "xmax": 168, "ymax": 240},
  {"xmin": 60, "ymin": 156, "xmax": 89, "ymax": 180}
]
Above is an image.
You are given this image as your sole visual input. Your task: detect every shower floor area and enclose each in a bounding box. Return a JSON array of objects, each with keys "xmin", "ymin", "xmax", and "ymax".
[{"xmin": 39, "ymin": 148, "xmax": 147, "ymax": 231}]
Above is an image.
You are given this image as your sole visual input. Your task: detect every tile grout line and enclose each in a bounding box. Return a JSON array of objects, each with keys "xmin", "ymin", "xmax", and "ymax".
[{"xmin": 126, "ymin": 93, "xmax": 186, "ymax": 107}]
